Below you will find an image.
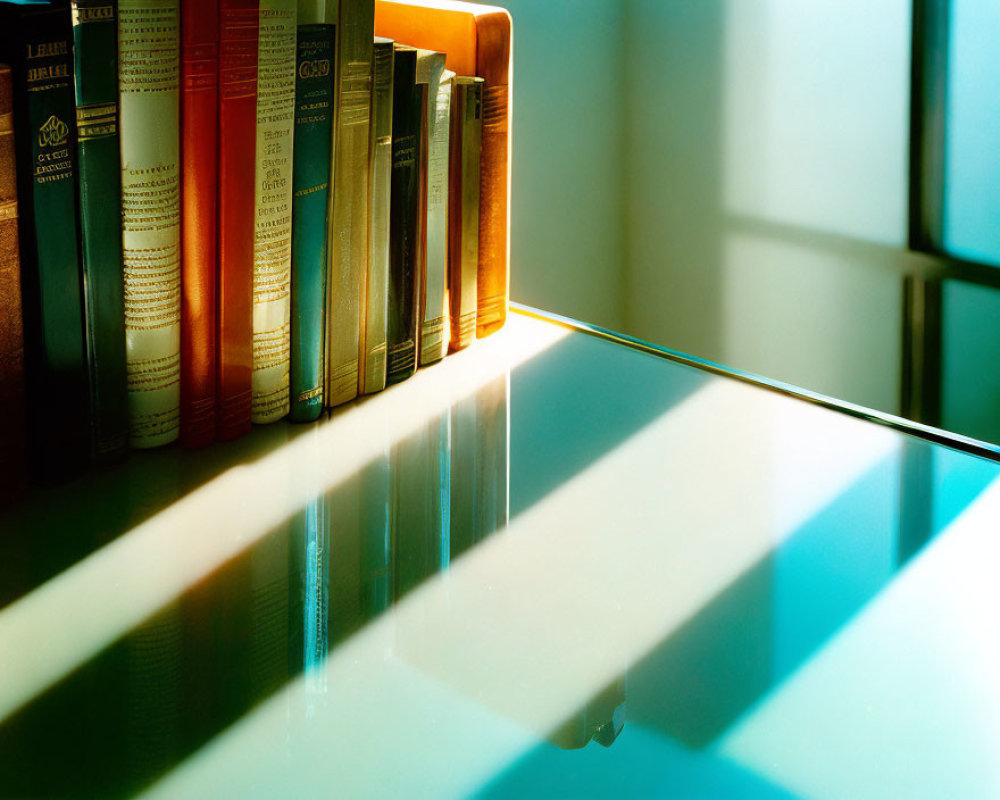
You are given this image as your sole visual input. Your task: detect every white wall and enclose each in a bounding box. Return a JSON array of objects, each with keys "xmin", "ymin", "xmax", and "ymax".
[
  {"xmin": 473, "ymin": 0, "xmax": 628, "ymax": 330},
  {"xmin": 623, "ymin": 0, "xmax": 915, "ymax": 415}
]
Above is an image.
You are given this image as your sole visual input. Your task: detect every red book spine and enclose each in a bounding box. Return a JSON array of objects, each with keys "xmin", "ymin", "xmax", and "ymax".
[
  {"xmin": 216, "ymin": 0, "xmax": 258, "ymax": 441},
  {"xmin": 180, "ymin": 0, "xmax": 220, "ymax": 449}
]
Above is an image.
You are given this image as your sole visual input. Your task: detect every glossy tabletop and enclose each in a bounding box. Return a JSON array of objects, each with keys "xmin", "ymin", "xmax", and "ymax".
[{"xmin": 1, "ymin": 309, "xmax": 999, "ymax": 799}]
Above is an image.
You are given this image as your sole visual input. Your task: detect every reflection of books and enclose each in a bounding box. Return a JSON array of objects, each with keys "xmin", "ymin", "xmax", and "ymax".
[
  {"xmin": 449, "ymin": 371, "xmax": 508, "ymax": 559},
  {"xmin": 375, "ymin": 0, "xmax": 511, "ymax": 337},
  {"xmin": 392, "ymin": 410, "xmax": 451, "ymax": 598},
  {"xmin": 548, "ymin": 676, "xmax": 627, "ymax": 750},
  {"xmin": 360, "ymin": 422, "xmax": 392, "ymax": 617}
]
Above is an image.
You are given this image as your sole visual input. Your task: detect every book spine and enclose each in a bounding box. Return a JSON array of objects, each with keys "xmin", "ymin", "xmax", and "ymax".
[
  {"xmin": 447, "ymin": 76, "xmax": 481, "ymax": 354},
  {"xmin": 289, "ymin": 23, "xmax": 335, "ymax": 422},
  {"xmin": 3, "ymin": 8, "xmax": 92, "ymax": 480},
  {"xmin": 386, "ymin": 45, "xmax": 419, "ymax": 386},
  {"xmin": 71, "ymin": 0, "xmax": 129, "ymax": 464},
  {"xmin": 179, "ymin": 0, "xmax": 219, "ymax": 448},
  {"xmin": 0, "ymin": 65, "xmax": 27, "ymax": 504},
  {"xmin": 119, "ymin": 0, "xmax": 182, "ymax": 449},
  {"xmin": 476, "ymin": 18, "xmax": 510, "ymax": 338},
  {"xmin": 251, "ymin": 0, "xmax": 297, "ymax": 425},
  {"xmin": 360, "ymin": 37, "xmax": 392, "ymax": 395},
  {"xmin": 325, "ymin": 0, "xmax": 374, "ymax": 407},
  {"xmin": 217, "ymin": 0, "xmax": 258, "ymax": 441},
  {"xmin": 419, "ymin": 64, "xmax": 450, "ymax": 367}
]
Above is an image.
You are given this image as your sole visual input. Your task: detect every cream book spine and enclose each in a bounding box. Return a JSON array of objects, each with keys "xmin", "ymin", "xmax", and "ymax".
[
  {"xmin": 118, "ymin": 0, "xmax": 182, "ymax": 448},
  {"xmin": 361, "ymin": 36, "xmax": 393, "ymax": 395},
  {"xmin": 252, "ymin": 0, "xmax": 297, "ymax": 424},
  {"xmin": 325, "ymin": 0, "xmax": 374, "ymax": 406},
  {"xmin": 415, "ymin": 50, "xmax": 449, "ymax": 367}
]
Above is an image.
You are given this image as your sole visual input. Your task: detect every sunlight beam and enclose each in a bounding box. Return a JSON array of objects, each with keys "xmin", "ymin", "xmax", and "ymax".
[
  {"xmin": 0, "ymin": 316, "xmax": 567, "ymax": 725},
  {"xmin": 142, "ymin": 376, "xmax": 901, "ymax": 799}
]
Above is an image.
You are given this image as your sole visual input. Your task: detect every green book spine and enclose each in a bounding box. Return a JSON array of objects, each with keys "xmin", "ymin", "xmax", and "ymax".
[
  {"xmin": 0, "ymin": 3, "xmax": 90, "ymax": 481},
  {"xmin": 289, "ymin": 23, "xmax": 334, "ymax": 423},
  {"xmin": 71, "ymin": 0, "xmax": 129, "ymax": 464}
]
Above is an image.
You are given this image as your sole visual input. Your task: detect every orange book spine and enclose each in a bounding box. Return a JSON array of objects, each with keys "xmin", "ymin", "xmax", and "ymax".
[
  {"xmin": 180, "ymin": 0, "xmax": 220, "ymax": 448},
  {"xmin": 216, "ymin": 0, "xmax": 258, "ymax": 442}
]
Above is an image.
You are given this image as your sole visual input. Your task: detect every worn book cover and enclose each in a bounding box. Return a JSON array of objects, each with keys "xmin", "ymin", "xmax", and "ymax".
[
  {"xmin": 325, "ymin": 0, "xmax": 374, "ymax": 407},
  {"xmin": 289, "ymin": 18, "xmax": 334, "ymax": 422},
  {"xmin": 0, "ymin": 2, "xmax": 91, "ymax": 481},
  {"xmin": 447, "ymin": 75, "xmax": 482, "ymax": 353},
  {"xmin": 0, "ymin": 64, "xmax": 27, "ymax": 504},
  {"xmin": 360, "ymin": 36, "xmax": 393, "ymax": 396},
  {"xmin": 375, "ymin": 0, "xmax": 511, "ymax": 338},
  {"xmin": 71, "ymin": 0, "xmax": 129, "ymax": 464},
  {"xmin": 119, "ymin": 0, "xmax": 182, "ymax": 449},
  {"xmin": 179, "ymin": 0, "xmax": 219, "ymax": 448}
]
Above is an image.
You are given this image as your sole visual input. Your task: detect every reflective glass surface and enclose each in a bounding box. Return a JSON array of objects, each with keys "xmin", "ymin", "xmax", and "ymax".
[{"xmin": 2, "ymin": 311, "xmax": 999, "ymax": 799}]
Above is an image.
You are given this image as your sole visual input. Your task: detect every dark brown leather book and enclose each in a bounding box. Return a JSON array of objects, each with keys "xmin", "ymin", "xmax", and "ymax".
[{"xmin": 0, "ymin": 64, "xmax": 27, "ymax": 506}]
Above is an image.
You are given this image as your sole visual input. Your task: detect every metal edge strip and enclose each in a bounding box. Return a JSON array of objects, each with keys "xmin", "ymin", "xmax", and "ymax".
[{"xmin": 511, "ymin": 302, "xmax": 1000, "ymax": 464}]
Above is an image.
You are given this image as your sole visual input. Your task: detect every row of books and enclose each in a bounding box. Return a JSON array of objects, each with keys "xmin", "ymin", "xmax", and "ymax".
[{"xmin": 0, "ymin": 0, "xmax": 511, "ymax": 497}]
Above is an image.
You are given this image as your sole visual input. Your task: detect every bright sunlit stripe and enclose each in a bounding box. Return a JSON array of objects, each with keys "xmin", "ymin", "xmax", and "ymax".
[
  {"xmin": 0, "ymin": 316, "xmax": 568, "ymax": 725},
  {"xmin": 142, "ymin": 376, "xmax": 900, "ymax": 799},
  {"xmin": 718, "ymin": 477, "xmax": 1000, "ymax": 800}
]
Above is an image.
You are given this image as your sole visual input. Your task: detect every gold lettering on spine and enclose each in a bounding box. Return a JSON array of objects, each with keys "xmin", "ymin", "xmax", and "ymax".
[
  {"xmin": 119, "ymin": 0, "xmax": 181, "ymax": 448},
  {"xmin": 251, "ymin": 0, "xmax": 296, "ymax": 423}
]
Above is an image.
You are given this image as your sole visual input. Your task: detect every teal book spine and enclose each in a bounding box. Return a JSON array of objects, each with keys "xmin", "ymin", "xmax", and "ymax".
[
  {"xmin": 0, "ymin": 2, "xmax": 91, "ymax": 482},
  {"xmin": 289, "ymin": 22, "xmax": 335, "ymax": 423},
  {"xmin": 71, "ymin": 0, "xmax": 129, "ymax": 465}
]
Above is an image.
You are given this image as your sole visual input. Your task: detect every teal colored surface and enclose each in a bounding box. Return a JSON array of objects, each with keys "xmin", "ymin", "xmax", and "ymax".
[
  {"xmin": 941, "ymin": 281, "xmax": 1000, "ymax": 444},
  {"xmin": 289, "ymin": 24, "xmax": 335, "ymax": 422},
  {"xmin": 945, "ymin": 0, "xmax": 1000, "ymax": 267},
  {"xmin": 0, "ymin": 314, "xmax": 998, "ymax": 797}
]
